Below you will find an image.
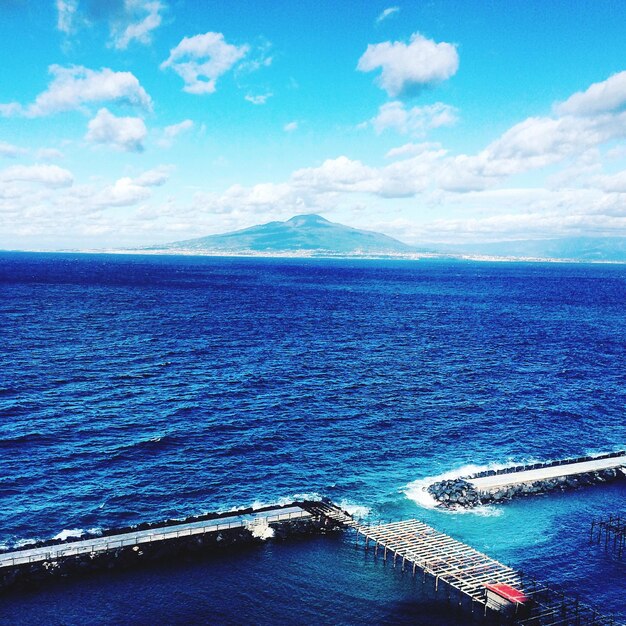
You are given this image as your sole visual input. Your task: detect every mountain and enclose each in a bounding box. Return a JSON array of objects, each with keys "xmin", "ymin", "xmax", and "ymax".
[
  {"xmin": 436, "ymin": 237, "xmax": 626, "ymax": 262},
  {"xmin": 148, "ymin": 215, "xmax": 626, "ymax": 262},
  {"xmin": 157, "ymin": 214, "xmax": 417, "ymax": 255}
]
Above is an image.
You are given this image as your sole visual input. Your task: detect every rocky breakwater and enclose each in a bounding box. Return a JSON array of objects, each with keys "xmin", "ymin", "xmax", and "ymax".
[
  {"xmin": 428, "ymin": 465, "xmax": 626, "ymax": 509},
  {"xmin": 427, "ymin": 479, "xmax": 482, "ymax": 509}
]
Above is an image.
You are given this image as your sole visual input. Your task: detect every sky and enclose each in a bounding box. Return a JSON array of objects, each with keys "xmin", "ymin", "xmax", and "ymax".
[{"xmin": 2, "ymin": 0, "xmax": 626, "ymax": 250}]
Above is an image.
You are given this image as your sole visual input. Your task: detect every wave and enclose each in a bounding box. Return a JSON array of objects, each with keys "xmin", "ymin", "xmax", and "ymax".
[
  {"xmin": 337, "ymin": 499, "xmax": 371, "ymax": 520},
  {"xmin": 403, "ymin": 460, "xmax": 539, "ymax": 514},
  {"xmin": 52, "ymin": 528, "xmax": 86, "ymax": 541},
  {"xmin": 0, "ymin": 432, "xmax": 55, "ymax": 449}
]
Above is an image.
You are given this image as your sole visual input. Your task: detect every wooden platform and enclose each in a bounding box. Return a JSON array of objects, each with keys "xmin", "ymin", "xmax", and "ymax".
[
  {"xmin": 355, "ymin": 518, "xmax": 522, "ymax": 606},
  {"xmin": 0, "ymin": 506, "xmax": 311, "ymax": 569},
  {"xmin": 347, "ymin": 516, "xmax": 620, "ymax": 625}
]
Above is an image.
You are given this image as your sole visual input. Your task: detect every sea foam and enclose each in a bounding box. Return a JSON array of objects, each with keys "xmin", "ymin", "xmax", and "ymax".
[{"xmin": 402, "ymin": 460, "xmax": 538, "ymax": 515}]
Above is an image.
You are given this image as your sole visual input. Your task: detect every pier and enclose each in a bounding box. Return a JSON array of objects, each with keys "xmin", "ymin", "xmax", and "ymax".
[
  {"xmin": 350, "ymin": 517, "xmax": 620, "ymax": 624},
  {"xmin": 311, "ymin": 502, "xmax": 621, "ymax": 625},
  {"xmin": 0, "ymin": 506, "xmax": 311, "ymax": 570},
  {"xmin": 428, "ymin": 451, "xmax": 626, "ymax": 508},
  {"xmin": 591, "ymin": 514, "xmax": 625, "ymax": 559},
  {"xmin": 468, "ymin": 453, "xmax": 626, "ymax": 493},
  {"xmin": 1, "ymin": 500, "xmax": 622, "ymax": 624}
]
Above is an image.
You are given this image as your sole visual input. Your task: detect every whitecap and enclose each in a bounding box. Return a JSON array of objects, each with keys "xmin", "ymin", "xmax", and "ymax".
[
  {"xmin": 52, "ymin": 528, "xmax": 85, "ymax": 541},
  {"xmin": 13, "ymin": 538, "xmax": 40, "ymax": 549},
  {"xmin": 402, "ymin": 459, "xmax": 539, "ymax": 514},
  {"xmin": 337, "ymin": 499, "xmax": 371, "ymax": 520},
  {"xmin": 246, "ymin": 519, "xmax": 275, "ymax": 540}
]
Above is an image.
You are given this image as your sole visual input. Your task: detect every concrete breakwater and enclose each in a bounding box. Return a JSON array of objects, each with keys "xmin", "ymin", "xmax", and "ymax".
[
  {"xmin": 0, "ymin": 500, "xmax": 343, "ymax": 593},
  {"xmin": 428, "ymin": 451, "xmax": 626, "ymax": 509}
]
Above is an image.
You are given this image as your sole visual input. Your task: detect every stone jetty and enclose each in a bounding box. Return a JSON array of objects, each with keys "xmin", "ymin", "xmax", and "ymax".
[
  {"xmin": 0, "ymin": 500, "xmax": 345, "ymax": 592},
  {"xmin": 428, "ymin": 451, "xmax": 626, "ymax": 509}
]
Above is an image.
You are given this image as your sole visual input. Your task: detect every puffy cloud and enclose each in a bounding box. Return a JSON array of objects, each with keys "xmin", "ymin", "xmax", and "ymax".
[
  {"xmin": 0, "ymin": 164, "xmax": 73, "ymax": 187},
  {"xmin": 110, "ymin": 0, "xmax": 165, "ymax": 50},
  {"xmin": 85, "ymin": 108, "xmax": 147, "ymax": 152},
  {"xmin": 283, "ymin": 121, "xmax": 298, "ymax": 132},
  {"xmin": 369, "ymin": 101, "xmax": 457, "ymax": 135},
  {"xmin": 0, "ymin": 65, "xmax": 152, "ymax": 117},
  {"xmin": 376, "ymin": 7, "xmax": 400, "ymax": 23},
  {"xmin": 94, "ymin": 177, "xmax": 151, "ymax": 207},
  {"xmin": 357, "ymin": 33, "xmax": 459, "ymax": 97},
  {"xmin": 292, "ymin": 156, "xmax": 379, "ymax": 193},
  {"xmin": 245, "ymin": 93, "xmax": 272, "ymax": 105},
  {"xmin": 555, "ymin": 71, "xmax": 626, "ymax": 117},
  {"xmin": 161, "ymin": 32, "xmax": 249, "ymax": 94},
  {"xmin": 164, "ymin": 119, "xmax": 194, "ymax": 137},
  {"xmin": 438, "ymin": 110, "xmax": 626, "ymax": 192},
  {"xmin": 290, "ymin": 151, "xmax": 444, "ymax": 198},
  {"xmin": 0, "ymin": 141, "xmax": 26, "ymax": 158}
]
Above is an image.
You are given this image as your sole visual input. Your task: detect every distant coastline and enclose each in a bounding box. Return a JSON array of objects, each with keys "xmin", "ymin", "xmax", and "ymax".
[{"xmin": 3, "ymin": 247, "xmax": 626, "ymax": 265}]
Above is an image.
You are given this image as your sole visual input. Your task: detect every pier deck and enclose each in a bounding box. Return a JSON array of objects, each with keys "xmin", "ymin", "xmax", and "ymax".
[
  {"xmin": 468, "ymin": 454, "xmax": 626, "ymax": 492},
  {"xmin": 0, "ymin": 506, "xmax": 310, "ymax": 569},
  {"xmin": 354, "ymin": 518, "xmax": 522, "ymax": 606}
]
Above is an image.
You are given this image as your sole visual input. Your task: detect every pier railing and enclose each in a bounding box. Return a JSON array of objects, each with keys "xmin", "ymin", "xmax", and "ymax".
[
  {"xmin": 467, "ymin": 450, "xmax": 625, "ymax": 480},
  {"xmin": 0, "ymin": 509, "xmax": 310, "ymax": 569}
]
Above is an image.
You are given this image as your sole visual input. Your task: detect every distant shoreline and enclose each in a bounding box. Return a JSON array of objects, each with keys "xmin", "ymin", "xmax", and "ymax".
[{"xmin": 2, "ymin": 247, "xmax": 626, "ymax": 264}]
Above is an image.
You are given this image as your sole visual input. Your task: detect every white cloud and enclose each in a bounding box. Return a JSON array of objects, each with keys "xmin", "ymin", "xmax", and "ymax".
[
  {"xmin": 56, "ymin": 0, "xmax": 79, "ymax": 34},
  {"xmin": 438, "ymin": 111, "xmax": 626, "ymax": 192},
  {"xmin": 245, "ymin": 93, "xmax": 272, "ymax": 105},
  {"xmin": 357, "ymin": 33, "xmax": 459, "ymax": 97},
  {"xmin": 593, "ymin": 169, "xmax": 626, "ymax": 193},
  {"xmin": 164, "ymin": 119, "xmax": 194, "ymax": 137},
  {"xmin": 161, "ymin": 32, "xmax": 249, "ymax": 94},
  {"xmin": 369, "ymin": 101, "xmax": 458, "ymax": 135},
  {"xmin": 0, "ymin": 164, "xmax": 73, "ymax": 187},
  {"xmin": 85, "ymin": 108, "xmax": 147, "ymax": 152},
  {"xmin": 0, "ymin": 141, "xmax": 26, "ymax": 158},
  {"xmin": 94, "ymin": 177, "xmax": 151, "ymax": 207},
  {"xmin": 110, "ymin": 0, "xmax": 165, "ymax": 50},
  {"xmin": 134, "ymin": 165, "xmax": 173, "ymax": 186},
  {"xmin": 0, "ymin": 65, "xmax": 152, "ymax": 117},
  {"xmin": 555, "ymin": 71, "xmax": 626, "ymax": 117},
  {"xmin": 284, "ymin": 121, "xmax": 298, "ymax": 132},
  {"xmin": 376, "ymin": 7, "xmax": 399, "ymax": 23}
]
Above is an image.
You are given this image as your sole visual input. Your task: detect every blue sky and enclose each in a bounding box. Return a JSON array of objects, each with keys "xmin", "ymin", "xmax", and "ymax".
[{"xmin": 2, "ymin": 1, "xmax": 626, "ymax": 249}]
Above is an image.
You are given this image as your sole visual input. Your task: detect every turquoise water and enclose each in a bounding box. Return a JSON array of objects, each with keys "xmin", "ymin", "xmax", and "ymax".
[{"xmin": 0, "ymin": 253, "xmax": 624, "ymax": 623}]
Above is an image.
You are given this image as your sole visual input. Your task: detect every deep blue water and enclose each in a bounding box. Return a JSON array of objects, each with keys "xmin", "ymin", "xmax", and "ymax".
[{"xmin": 0, "ymin": 252, "xmax": 624, "ymax": 624}]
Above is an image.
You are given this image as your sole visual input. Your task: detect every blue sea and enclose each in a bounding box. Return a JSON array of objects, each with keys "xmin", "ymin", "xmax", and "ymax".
[{"xmin": 0, "ymin": 252, "xmax": 624, "ymax": 625}]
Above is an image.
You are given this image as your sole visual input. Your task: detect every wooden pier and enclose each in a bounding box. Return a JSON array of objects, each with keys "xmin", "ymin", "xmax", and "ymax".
[{"xmin": 312, "ymin": 502, "xmax": 621, "ymax": 625}]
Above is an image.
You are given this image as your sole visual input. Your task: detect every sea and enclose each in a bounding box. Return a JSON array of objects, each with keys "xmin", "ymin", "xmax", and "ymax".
[{"xmin": 0, "ymin": 252, "xmax": 624, "ymax": 625}]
